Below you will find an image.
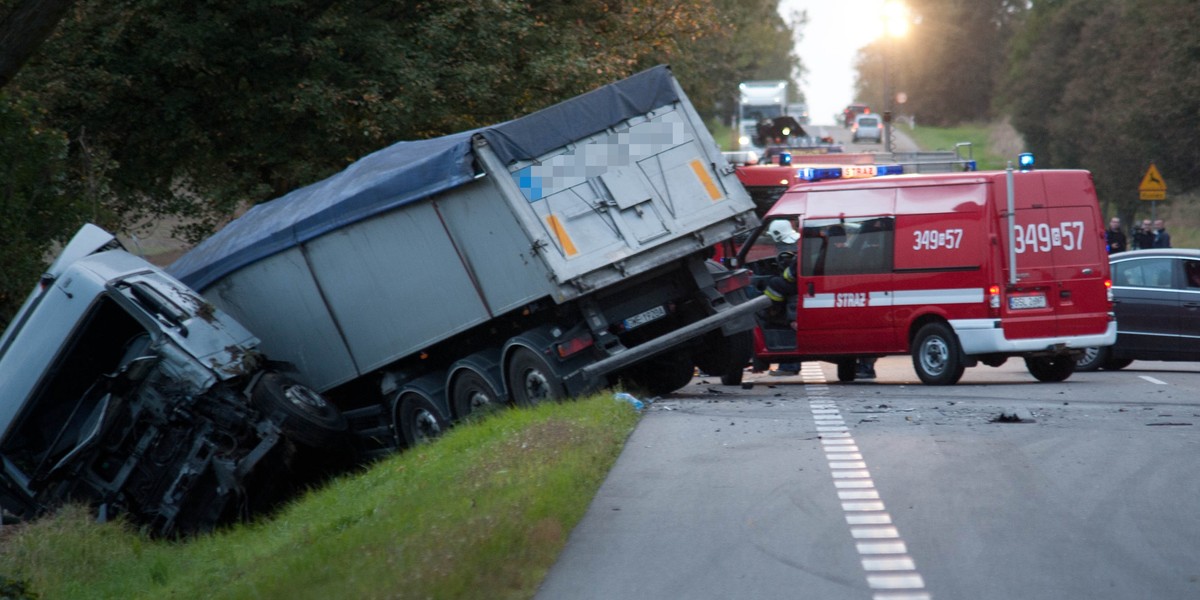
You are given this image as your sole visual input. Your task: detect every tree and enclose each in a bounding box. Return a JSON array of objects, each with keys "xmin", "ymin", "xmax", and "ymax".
[
  {"xmin": 0, "ymin": 0, "xmax": 75, "ymax": 89},
  {"xmin": 1001, "ymin": 0, "xmax": 1200, "ymax": 221},
  {"xmin": 855, "ymin": 0, "xmax": 1026, "ymax": 126},
  {"xmin": 13, "ymin": 0, "xmax": 759, "ymax": 242}
]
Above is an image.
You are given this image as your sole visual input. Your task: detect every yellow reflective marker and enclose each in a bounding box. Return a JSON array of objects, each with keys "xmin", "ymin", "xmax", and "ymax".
[
  {"xmin": 545, "ymin": 214, "xmax": 578, "ymax": 256},
  {"xmin": 689, "ymin": 159, "xmax": 723, "ymax": 201}
]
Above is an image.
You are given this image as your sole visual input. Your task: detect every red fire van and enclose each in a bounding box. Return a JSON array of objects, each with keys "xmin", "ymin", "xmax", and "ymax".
[{"xmin": 731, "ymin": 165, "xmax": 1116, "ymax": 384}]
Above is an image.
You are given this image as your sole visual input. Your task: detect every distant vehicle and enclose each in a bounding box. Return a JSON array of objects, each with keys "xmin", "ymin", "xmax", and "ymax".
[
  {"xmin": 787, "ymin": 102, "xmax": 810, "ymax": 125},
  {"xmin": 738, "ymin": 80, "xmax": 788, "ymax": 150},
  {"xmin": 1076, "ymin": 248, "xmax": 1200, "ymax": 370},
  {"xmin": 842, "ymin": 103, "xmax": 870, "ymax": 128},
  {"xmin": 852, "ymin": 114, "xmax": 882, "ymax": 143}
]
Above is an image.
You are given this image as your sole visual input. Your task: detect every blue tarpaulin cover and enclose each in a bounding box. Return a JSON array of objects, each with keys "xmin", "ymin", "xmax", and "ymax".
[{"xmin": 169, "ymin": 65, "xmax": 680, "ymax": 290}]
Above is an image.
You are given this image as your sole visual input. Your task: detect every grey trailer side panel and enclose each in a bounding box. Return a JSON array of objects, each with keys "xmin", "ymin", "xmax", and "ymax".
[
  {"xmin": 206, "ymin": 248, "xmax": 358, "ymax": 391},
  {"xmin": 301, "ymin": 202, "xmax": 493, "ymax": 386},
  {"xmin": 434, "ymin": 176, "xmax": 557, "ymax": 315}
]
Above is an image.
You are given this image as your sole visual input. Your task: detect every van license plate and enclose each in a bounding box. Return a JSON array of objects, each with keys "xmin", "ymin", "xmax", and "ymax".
[
  {"xmin": 623, "ymin": 305, "xmax": 668, "ymax": 330},
  {"xmin": 1009, "ymin": 295, "xmax": 1047, "ymax": 310}
]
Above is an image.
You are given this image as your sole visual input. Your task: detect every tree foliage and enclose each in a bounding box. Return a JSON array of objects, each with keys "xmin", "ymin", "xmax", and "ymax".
[
  {"xmin": 854, "ymin": 0, "xmax": 1026, "ymax": 126},
  {"xmin": 0, "ymin": 95, "xmax": 89, "ymax": 328},
  {"xmin": 1001, "ymin": 0, "xmax": 1200, "ymax": 220},
  {"xmin": 0, "ymin": 1, "xmax": 801, "ymax": 325}
]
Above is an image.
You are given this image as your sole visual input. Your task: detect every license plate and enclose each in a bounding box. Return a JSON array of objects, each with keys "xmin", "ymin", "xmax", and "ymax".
[
  {"xmin": 623, "ymin": 305, "xmax": 668, "ymax": 330},
  {"xmin": 1008, "ymin": 294, "xmax": 1047, "ymax": 310}
]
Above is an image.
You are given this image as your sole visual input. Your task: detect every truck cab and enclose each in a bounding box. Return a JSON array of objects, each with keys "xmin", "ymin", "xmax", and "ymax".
[{"xmin": 0, "ymin": 225, "xmax": 349, "ymax": 535}]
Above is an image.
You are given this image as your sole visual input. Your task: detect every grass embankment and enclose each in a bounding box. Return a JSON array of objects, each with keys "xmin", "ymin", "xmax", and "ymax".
[{"xmin": 0, "ymin": 395, "xmax": 641, "ymax": 600}]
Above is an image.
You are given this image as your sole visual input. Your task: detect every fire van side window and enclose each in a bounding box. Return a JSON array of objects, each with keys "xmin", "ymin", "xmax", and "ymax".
[{"xmin": 800, "ymin": 217, "xmax": 894, "ymax": 276}]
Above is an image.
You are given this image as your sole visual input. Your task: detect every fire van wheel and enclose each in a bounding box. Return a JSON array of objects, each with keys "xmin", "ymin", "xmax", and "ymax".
[
  {"xmin": 1024, "ymin": 355, "xmax": 1076, "ymax": 382},
  {"xmin": 912, "ymin": 322, "xmax": 965, "ymax": 385},
  {"xmin": 507, "ymin": 348, "xmax": 565, "ymax": 407},
  {"xmin": 251, "ymin": 373, "xmax": 349, "ymax": 448},
  {"xmin": 450, "ymin": 370, "xmax": 503, "ymax": 421},
  {"xmin": 395, "ymin": 393, "xmax": 449, "ymax": 448}
]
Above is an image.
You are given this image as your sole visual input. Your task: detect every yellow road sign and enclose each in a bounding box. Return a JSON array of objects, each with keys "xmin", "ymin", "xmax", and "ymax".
[{"xmin": 1139, "ymin": 163, "xmax": 1166, "ymax": 200}]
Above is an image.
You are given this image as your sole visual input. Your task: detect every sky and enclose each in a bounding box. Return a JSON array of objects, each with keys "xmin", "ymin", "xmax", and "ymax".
[{"xmin": 777, "ymin": 0, "xmax": 889, "ymax": 125}]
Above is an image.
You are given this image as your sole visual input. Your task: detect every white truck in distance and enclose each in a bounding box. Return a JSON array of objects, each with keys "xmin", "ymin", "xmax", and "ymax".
[{"xmin": 170, "ymin": 66, "xmax": 765, "ymax": 455}]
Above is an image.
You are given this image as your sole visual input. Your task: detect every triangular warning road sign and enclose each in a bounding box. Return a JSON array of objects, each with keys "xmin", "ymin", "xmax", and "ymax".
[{"xmin": 1139, "ymin": 164, "xmax": 1166, "ymax": 192}]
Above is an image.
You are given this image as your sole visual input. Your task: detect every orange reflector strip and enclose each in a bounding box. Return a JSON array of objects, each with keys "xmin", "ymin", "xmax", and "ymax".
[
  {"xmin": 545, "ymin": 214, "xmax": 578, "ymax": 256},
  {"xmin": 690, "ymin": 159, "xmax": 723, "ymax": 201}
]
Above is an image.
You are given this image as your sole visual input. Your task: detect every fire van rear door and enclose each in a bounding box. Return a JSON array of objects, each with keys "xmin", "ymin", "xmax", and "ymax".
[{"xmin": 999, "ymin": 171, "xmax": 1109, "ymax": 340}]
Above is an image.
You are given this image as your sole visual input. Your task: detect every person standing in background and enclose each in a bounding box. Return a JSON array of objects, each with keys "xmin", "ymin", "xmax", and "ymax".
[
  {"xmin": 1133, "ymin": 219, "xmax": 1155, "ymax": 250},
  {"xmin": 1105, "ymin": 217, "xmax": 1127, "ymax": 254},
  {"xmin": 1153, "ymin": 219, "xmax": 1172, "ymax": 248}
]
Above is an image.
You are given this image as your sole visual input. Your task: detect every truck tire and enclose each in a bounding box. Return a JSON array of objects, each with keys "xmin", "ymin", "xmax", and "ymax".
[
  {"xmin": 1024, "ymin": 355, "xmax": 1075, "ymax": 382},
  {"xmin": 252, "ymin": 373, "xmax": 348, "ymax": 448},
  {"xmin": 451, "ymin": 370, "xmax": 503, "ymax": 421},
  {"xmin": 395, "ymin": 392, "xmax": 449, "ymax": 448},
  {"xmin": 911, "ymin": 322, "xmax": 965, "ymax": 385},
  {"xmin": 507, "ymin": 348, "xmax": 565, "ymax": 407},
  {"xmin": 695, "ymin": 330, "xmax": 753, "ymax": 386},
  {"xmin": 624, "ymin": 351, "xmax": 695, "ymax": 396},
  {"xmin": 1074, "ymin": 347, "xmax": 1108, "ymax": 372}
]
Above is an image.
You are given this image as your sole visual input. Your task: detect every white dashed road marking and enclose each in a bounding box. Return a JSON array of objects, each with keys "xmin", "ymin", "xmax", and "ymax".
[
  {"xmin": 1139, "ymin": 375, "xmax": 1168, "ymax": 385},
  {"xmin": 802, "ymin": 362, "xmax": 932, "ymax": 600}
]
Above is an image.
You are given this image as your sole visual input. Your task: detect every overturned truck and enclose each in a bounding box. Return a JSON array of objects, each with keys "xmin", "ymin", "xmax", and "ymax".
[
  {"xmin": 170, "ymin": 65, "xmax": 765, "ymax": 454},
  {"xmin": 0, "ymin": 226, "xmax": 349, "ymax": 536}
]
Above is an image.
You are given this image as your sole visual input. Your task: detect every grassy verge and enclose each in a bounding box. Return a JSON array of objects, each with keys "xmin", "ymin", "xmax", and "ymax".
[{"xmin": 0, "ymin": 394, "xmax": 641, "ymax": 600}]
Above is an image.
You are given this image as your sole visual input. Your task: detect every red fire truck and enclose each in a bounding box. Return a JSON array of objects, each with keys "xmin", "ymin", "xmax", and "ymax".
[{"xmin": 728, "ymin": 159, "xmax": 1116, "ymax": 384}]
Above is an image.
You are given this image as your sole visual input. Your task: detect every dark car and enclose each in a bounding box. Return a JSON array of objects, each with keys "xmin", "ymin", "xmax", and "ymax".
[{"xmin": 1077, "ymin": 248, "xmax": 1200, "ymax": 370}]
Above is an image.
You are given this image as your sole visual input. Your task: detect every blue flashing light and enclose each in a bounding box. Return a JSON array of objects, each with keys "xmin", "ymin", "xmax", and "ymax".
[
  {"xmin": 1017, "ymin": 153, "xmax": 1035, "ymax": 171},
  {"xmin": 796, "ymin": 167, "xmax": 843, "ymax": 182},
  {"xmin": 779, "ymin": 152, "xmax": 792, "ymax": 166},
  {"xmin": 876, "ymin": 164, "xmax": 904, "ymax": 176},
  {"xmin": 964, "ymin": 160, "xmax": 977, "ymax": 172}
]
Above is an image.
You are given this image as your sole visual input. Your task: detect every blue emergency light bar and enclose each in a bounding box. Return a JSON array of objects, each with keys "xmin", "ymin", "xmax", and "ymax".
[
  {"xmin": 795, "ymin": 163, "xmax": 907, "ymax": 182},
  {"xmin": 1018, "ymin": 153, "xmax": 1035, "ymax": 171}
]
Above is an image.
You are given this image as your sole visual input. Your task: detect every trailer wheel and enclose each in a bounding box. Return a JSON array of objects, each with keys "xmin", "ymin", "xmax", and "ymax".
[
  {"xmin": 1024, "ymin": 355, "xmax": 1076, "ymax": 382},
  {"xmin": 396, "ymin": 393, "xmax": 449, "ymax": 448},
  {"xmin": 911, "ymin": 322, "xmax": 965, "ymax": 385},
  {"xmin": 624, "ymin": 351, "xmax": 695, "ymax": 396},
  {"xmin": 696, "ymin": 330, "xmax": 753, "ymax": 386},
  {"xmin": 507, "ymin": 348, "xmax": 565, "ymax": 407},
  {"xmin": 451, "ymin": 370, "xmax": 503, "ymax": 420},
  {"xmin": 1074, "ymin": 347, "xmax": 1108, "ymax": 372},
  {"xmin": 252, "ymin": 373, "xmax": 348, "ymax": 448}
]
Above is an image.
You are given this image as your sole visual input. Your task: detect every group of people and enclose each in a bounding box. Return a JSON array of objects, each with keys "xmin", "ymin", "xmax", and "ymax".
[{"xmin": 1106, "ymin": 217, "xmax": 1171, "ymax": 254}]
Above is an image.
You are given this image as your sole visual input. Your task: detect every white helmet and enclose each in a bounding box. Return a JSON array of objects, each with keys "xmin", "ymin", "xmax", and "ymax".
[{"xmin": 766, "ymin": 220, "xmax": 800, "ymax": 244}]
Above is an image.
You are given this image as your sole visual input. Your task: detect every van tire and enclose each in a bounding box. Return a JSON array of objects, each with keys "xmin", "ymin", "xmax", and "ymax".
[
  {"xmin": 912, "ymin": 323, "xmax": 965, "ymax": 385},
  {"xmin": 1024, "ymin": 355, "xmax": 1076, "ymax": 382},
  {"xmin": 507, "ymin": 347, "xmax": 565, "ymax": 407},
  {"xmin": 251, "ymin": 373, "xmax": 348, "ymax": 448}
]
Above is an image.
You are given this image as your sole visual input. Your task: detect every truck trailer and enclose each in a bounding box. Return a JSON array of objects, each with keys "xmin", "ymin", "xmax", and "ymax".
[{"xmin": 170, "ymin": 66, "xmax": 765, "ymax": 454}]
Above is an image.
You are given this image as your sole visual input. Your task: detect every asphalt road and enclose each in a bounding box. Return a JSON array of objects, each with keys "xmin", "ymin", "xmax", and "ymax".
[{"xmin": 535, "ymin": 357, "xmax": 1200, "ymax": 600}]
